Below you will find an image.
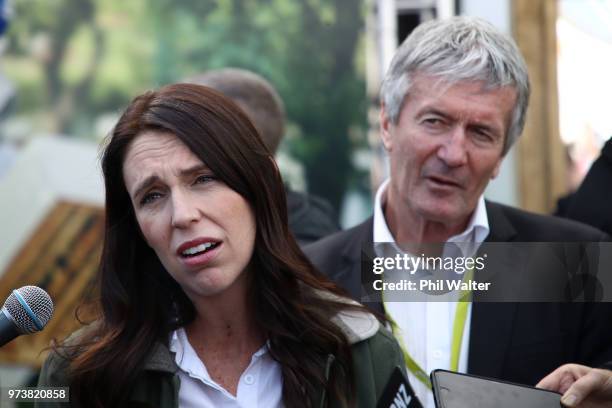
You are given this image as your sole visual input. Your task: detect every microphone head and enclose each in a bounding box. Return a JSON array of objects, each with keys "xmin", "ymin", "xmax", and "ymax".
[{"xmin": 2, "ymin": 286, "xmax": 54, "ymax": 333}]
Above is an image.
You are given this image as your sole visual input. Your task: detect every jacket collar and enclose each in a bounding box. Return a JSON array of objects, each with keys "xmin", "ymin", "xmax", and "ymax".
[
  {"xmin": 346, "ymin": 201, "xmax": 517, "ymax": 254},
  {"xmin": 340, "ymin": 203, "xmax": 521, "ymax": 379},
  {"xmin": 469, "ymin": 200, "xmax": 518, "ymax": 378},
  {"xmin": 143, "ymin": 340, "xmax": 178, "ymax": 373},
  {"xmin": 331, "ymin": 309, "xmax": 379, "ymax": 344},
  {"xmin": 341, "ymin": 216, "xmax": 374, "ymax": 264},
  {"xmin": 335, "ymin": 217, "xmax": 385, "ymax": 315},
  {"xmin": 484, "ymin": 200, "xmax": 517, "ymax": 242},
  {"xmin": 326, "ymin": 294, "xmax": 380, "ymax": 344},
  {"xmin": 143, "ymin": 303, "xmax": 379, "ymax": 408},
  {"xmin": 142, "ymin": 292, "xmax": 381, "ymax": 375},
  {"xmin": 602, "ymin": 137, "xmax": 612, "ymax": 162},
  {"xmin": 315, "ymin": 290, "xmax": 380, "ymax": 408}
]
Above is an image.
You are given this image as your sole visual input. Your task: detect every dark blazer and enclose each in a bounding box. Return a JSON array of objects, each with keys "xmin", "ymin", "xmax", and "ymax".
[
  {"xmin": 304, "ymin": 201, "xmax": 612, "ymax": 386},
  {"xmin": 561, "ymin": 136, "xmax": 612, "ymax": 235},
  {"xmin": 285, "ymin": 187, "xmax": 340, "ymax": 245}
]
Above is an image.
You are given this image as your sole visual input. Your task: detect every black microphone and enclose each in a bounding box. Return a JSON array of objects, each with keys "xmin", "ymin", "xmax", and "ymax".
[
  {"xmin": 377, "ymin": 367, "xmax": 423, "ymax": 408},
  {"xmin": 0, "ymin": 286, "xmax": 54, "ymax": 347}
]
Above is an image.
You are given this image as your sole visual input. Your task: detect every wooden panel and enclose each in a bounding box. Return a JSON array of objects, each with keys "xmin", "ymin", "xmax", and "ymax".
[
  {"xmin": 0, "ymin": 201, "xmax": 103, "ymax": 367},
  {"xmin": 512, "ymin": 0, "xmax": 566, "ymax": 213}
]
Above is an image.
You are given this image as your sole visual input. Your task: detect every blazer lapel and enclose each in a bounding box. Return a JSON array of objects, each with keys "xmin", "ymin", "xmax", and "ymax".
[
  {"xmin": 483, "ymin": 201, "xmax": 517, "ymax": 242},
  {"xmin": 340, "ymin": 217, "xmax": 384, "ymax": 315},
  {"xmin": 345, "ymin": 204, "xmax": 519, "ymax": 377},
  {"xmin": 468, "ymin": 201, "xmax": 518, "ymax": 378},
  {"xmin": 342, "ymin": 205, "xmax": 521, "ymax": 376}
]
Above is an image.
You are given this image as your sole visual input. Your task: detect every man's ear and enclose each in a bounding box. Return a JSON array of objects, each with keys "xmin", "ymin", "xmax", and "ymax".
[
  {"xmin": 380, "ymin": 103, "xmax": 394, "ymax": 152},
  {"xmin": 491, "ymin": 157, "xmax": 503, "ymax": 179}
]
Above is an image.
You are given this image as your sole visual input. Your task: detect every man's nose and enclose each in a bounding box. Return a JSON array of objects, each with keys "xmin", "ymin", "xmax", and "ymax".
[
  {"xmin": 437, "ymin": 127, "xmax": 468, "ymax": 167},
  {"xmin": 171, "ymin": 191, "xmax": 200, "ymax": 229}
]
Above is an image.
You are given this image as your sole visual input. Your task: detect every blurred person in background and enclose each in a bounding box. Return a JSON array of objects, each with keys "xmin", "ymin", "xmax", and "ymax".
[
  {"xmin": 36, "ymin": 84, "xmax": 405, "ymax": 407},
  {"xmin": 556, "ymin": 136, "xmax": 612, "ymax": 235},
  {"xmin": 186, "ymin": 68, "xmax": 340, "ymax": 246}
]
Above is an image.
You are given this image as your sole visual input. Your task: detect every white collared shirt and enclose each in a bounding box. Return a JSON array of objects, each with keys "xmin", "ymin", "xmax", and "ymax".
[
  {"xmin": 373, "ymin": 179, "xmax": 490, "ymax": 408},
  {"xmin": 169, "ymin": 328, "xmax": 284, "ymax": 408}
]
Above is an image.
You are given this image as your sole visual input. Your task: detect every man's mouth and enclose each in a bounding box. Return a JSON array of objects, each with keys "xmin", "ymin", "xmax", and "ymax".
[{"xmin": 427, "ymin": 175, "xmax": 462, "ymax": 188}]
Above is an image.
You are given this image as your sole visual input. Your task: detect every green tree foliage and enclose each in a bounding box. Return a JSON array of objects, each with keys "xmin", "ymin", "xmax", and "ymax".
[{"xmin": 3, "ymin": 0, "xmax": 366, "ymax": 213}]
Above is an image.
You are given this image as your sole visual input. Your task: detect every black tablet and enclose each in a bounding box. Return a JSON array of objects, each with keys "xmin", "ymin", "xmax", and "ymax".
[{"xmin": 431, "ymin": 369, "xmax": 562, "ymax": 408}]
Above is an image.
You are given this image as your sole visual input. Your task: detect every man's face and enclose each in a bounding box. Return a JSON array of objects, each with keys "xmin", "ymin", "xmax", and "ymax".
[{"xmin": 381, "ymin": 75, "xmax": 517, "ymax": 228}]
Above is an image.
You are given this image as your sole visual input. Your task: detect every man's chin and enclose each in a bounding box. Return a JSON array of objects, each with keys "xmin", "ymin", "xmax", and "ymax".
[{"xmin": 416, "ymin": 203, "xmax": 470, "ymax": 227}]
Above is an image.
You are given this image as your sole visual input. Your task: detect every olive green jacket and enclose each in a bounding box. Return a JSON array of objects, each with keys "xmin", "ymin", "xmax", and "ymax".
[{"xmin": 37, "ymin": 309, "xmax": 406, "ymax": 407}]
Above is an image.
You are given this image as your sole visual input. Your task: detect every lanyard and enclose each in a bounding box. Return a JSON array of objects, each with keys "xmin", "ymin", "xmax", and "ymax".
[{"xmin": 383, "ymin": 267, "xmax": 474, "ymax": 389}]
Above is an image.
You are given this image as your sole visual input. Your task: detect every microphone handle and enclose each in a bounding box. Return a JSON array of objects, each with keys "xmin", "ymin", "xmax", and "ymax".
[{"xmin": 0, "ymin": 309, "xmax": 21, "ymax": 347}]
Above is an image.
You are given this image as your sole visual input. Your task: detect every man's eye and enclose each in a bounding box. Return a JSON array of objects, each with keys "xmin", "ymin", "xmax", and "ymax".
[
  {"xmin": 423, "ymin": 118, "xmax": 444, "ymax": 127},
  {"xmin": 140, "ymin": 192, "xmax": 162, "ymax": 206},
  {"xmin": 472, "ymin": 129, "xmax": 495, "ymax": 143}
]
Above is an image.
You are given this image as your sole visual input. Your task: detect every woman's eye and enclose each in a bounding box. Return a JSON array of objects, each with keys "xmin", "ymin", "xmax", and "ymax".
[
  {"xmin": 194, "ymin": 175, "xmax": 215, "ymax": 185},
  {"xmin": 140, "ymin": 192, "xmax": 162, "ymax": 206}
]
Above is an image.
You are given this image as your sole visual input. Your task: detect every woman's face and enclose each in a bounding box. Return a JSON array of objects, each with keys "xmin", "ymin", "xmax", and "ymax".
[{"xmin": 122, "ymin": 131, "xmax": 256, "ymax": 300}]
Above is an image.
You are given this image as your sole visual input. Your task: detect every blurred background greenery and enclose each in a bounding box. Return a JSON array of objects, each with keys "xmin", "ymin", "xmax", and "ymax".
[{"xmin": 1, "ymin": 0, "xmax": 371, "ymax": 221}]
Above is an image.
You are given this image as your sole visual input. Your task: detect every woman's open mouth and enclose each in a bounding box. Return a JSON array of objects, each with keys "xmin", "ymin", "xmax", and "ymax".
[
  {"xmin": 176, "ymin": 239, "xmax": 222, "ymax": 267},
  {"xmin": 180, "ymin": 241, "xmax": 220, "ymax": 257}
]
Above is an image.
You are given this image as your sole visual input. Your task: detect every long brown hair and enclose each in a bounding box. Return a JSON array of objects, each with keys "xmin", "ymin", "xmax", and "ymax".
[{"xmin": 64, "ymin": 84, "xmax": 361, "ymax": 407}]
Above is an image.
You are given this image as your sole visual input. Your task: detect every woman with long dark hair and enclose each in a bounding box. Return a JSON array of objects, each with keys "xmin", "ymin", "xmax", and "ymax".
[{"xmin": 37, "ymin": 83, "xmax": 405, "ymax": 407}]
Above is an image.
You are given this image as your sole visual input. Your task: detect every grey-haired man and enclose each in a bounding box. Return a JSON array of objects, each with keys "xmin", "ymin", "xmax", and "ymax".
[{"xmin": 305, "ymin": 16, "xmax": 612, "ymax": 408}]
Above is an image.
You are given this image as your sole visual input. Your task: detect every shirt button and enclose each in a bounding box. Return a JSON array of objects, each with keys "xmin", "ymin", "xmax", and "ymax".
[
  {"xmin": 244, "ymin": 374, "xmax": 255, "ymax": 385},
  {"xmin": 433, "ymin": 350, "xmax": 443, "ymax": 359}
]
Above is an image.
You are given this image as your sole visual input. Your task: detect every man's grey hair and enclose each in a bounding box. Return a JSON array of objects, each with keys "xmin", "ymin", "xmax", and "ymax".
[
  {"xmin": 380, "ymin": 16, "xmax": 530, "ymax": 154},
  {"xmin": 186, "ymin": 68, "xmax": 286, "ymax": 154}
]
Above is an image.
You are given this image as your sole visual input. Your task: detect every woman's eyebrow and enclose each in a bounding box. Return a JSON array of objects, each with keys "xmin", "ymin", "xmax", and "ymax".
[
  {"xmin": 132, "ymin": 175, "xmax": 160, "ymax": 200},
  {"xmin": 179, "ymin": 164, "xmax": 210, "ymax": 177},
  {"xmin": 131, "ymin": 164, "xmax": 211, "ymax": 199}
]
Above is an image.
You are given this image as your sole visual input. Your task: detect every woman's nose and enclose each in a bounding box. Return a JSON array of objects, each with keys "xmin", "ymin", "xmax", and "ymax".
[{"xmin": 170, "ymin": 191, "xmax": 201, "ymax": 229}]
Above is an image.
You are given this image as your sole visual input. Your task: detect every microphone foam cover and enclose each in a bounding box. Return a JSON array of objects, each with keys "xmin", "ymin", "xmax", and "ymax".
[{"xmin": 2, "ymin": 286, "xmax": 54, "ymax": 333}]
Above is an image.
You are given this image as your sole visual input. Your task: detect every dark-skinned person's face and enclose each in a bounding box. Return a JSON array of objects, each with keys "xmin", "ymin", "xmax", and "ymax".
[{"xmin": 381, "ymin": 75, "xmax": 517, "ymax": 226}]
